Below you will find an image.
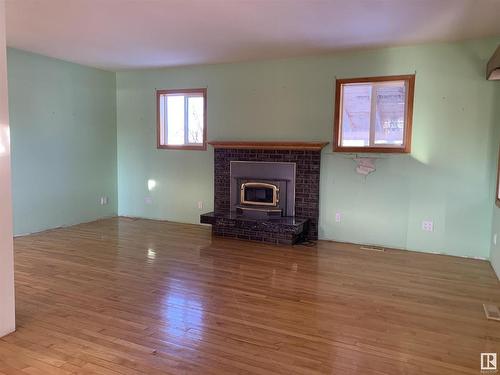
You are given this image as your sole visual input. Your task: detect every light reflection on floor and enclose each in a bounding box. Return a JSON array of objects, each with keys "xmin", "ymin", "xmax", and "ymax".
[
  {"xmin": 147, "ymin": 248, "xmax": 156, "ymax": 260},
  {"xmin": 160, "ymin": 279, "xmax": 204, "ymax": 342}
]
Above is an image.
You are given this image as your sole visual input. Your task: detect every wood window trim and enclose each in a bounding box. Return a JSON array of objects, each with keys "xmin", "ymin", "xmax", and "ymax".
[
  {"xmin": 333, "ymin": 74, "xmax": 415, "ymax": 154},
  {"xmin": 156, "ymin": 88, "xmax": 207, "ymax": 151},
  {"xmin": 496, "ymin": 145, "xmax": 500, "ymax": 208}
]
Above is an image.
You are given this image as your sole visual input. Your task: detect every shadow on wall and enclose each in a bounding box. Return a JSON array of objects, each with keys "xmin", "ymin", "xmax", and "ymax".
[
  {"xmin": 319, "ymin": 151, "xmax": 428, "ymax": 251},
  {"xmin": 319, "ymin": 41, "xmax": 497, "ymax": 257}
]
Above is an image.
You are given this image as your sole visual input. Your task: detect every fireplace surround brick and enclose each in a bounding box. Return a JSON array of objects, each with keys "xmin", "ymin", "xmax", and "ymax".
[{"xmin": 210, "ymin": 148, "xmax": 322, "ymax": 241}]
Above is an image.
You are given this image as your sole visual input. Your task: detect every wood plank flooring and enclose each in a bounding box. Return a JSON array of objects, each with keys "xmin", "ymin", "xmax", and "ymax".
[{"xmin": 1, "ymin": 217, "xmax": 500, "ymax": 374}]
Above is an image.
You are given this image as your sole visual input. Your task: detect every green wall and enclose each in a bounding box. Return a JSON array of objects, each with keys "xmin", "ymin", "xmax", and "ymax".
[
  {"xmin": 117, "ymin": 37, "xmax": 500, "ymax": 259},
  {"xmin": 7, "ymin": 39, "xmax": 498, "ymax": 259},
  {"xmin": 7, "ymin": 48, "xmax": 117, "ymax": 235}
]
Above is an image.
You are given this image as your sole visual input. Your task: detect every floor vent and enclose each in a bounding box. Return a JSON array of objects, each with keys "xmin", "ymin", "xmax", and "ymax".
[
  {"xmin": 483, "ymin": 303, "xmax": 500, "ymax": 321},
  {"xmin": 360, "ymin": 245, "xmax": 385, "ymax": 252}
]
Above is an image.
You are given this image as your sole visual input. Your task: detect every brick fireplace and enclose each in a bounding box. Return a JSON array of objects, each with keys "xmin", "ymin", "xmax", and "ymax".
[{"xmin": 200, "ymin": 141, "xmax": 327, "ymax": 245}]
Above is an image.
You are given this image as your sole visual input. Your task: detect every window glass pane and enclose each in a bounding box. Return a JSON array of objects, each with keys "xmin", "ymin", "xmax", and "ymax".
[
  {"xmin": 340, "ymin": 84, "xmax": 371, "ymax": 147},
  {"xmin": 374, "ymin": 81, "xmax": 406, "ymax": 146},
  {"xmin": 167, "ymin": 95, "xmax": 185, "ymax": 145},
  {"xmin": 159, "ymin": 95, "xmax": 166, "ymax": 140},
  {"xmin": 187, "ymin": 96, "xmax": 204, "ymax": 144}
]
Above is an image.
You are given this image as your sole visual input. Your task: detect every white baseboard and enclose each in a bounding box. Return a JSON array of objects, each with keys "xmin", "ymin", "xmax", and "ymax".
[
  {"xmin": 491, "ymin": 260, "xmax": 500, "ymax": 281},
  {"xmin": 0, "ymin": 326, "xmax": 15, "ymax": 338},
  {"xmin": 13, "ymin": 215, "xmax": 117, "ymax": 238}
]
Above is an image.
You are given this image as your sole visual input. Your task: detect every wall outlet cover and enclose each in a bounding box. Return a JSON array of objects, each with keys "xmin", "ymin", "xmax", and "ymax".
[
  {"xmin": 198, "ymin": 201, "xmax": 203, "ymax": 210},
  {"xmin": 422, "ymin": 220, "xmax": 433, "ymax": 232},
  {"xmin": 145, "ymin": 197, "xmax": 153, "ymax": 205},
  {"xmin": 335, "ymin": 212, "xmax": 341, "ymax": 223},
  {"xmin": 494, "ymin": 233, "xmax": 497, "ymax": 246}
]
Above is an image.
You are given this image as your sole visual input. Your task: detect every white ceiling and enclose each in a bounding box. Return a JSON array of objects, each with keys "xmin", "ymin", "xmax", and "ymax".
[{"xmin": 5, "ymin": 0, "xmax": 500, "ymax": 71}]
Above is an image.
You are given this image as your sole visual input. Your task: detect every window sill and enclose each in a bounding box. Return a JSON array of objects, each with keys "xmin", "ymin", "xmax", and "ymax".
[
  {"xmin": 157, "ymin": 144, "xmax": 207, "ymax": 151},
  {"xmin": 333, "ymin": 146, "xmax": 411, "ymax": 154}
]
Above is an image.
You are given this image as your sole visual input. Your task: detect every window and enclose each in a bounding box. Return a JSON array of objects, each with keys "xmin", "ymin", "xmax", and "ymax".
[
  {"xmin": 157, "ymin": 88, "xmax": 207, "ymax": 150},
  {"xmin": 333, "ymin": 75, "xmax": 415, "ymax": 153}
]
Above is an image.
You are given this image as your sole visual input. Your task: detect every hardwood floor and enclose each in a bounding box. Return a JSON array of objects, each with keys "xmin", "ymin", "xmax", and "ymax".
[{"xmin": 1, "ymin": 217, "xmax": 500, "ymax": 374}]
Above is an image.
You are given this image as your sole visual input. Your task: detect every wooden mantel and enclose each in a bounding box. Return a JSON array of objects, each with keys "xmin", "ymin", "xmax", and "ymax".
[{"xmin": 208, "ymin": 141, "xmax": 329, "ymax": 151}]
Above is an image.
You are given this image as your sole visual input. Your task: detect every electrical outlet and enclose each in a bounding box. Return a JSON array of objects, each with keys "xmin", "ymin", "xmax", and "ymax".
[
  {"xmin": 335, "ymin": 212, "xmax": 341, "ymax": 223},
  {"xmin": 494, "ymin": 233, "xmax": 497, "ymax": 246},
  {"xmin": 145, "ymin": 197, "xmax": 153, "ymax": 205},
  {"xmin": 99, "ymin": 196, "xmax": 108, "ymax": 205},
  {"xmin": 422, "ymin": 220, "xmax": 433, "ymax": 232},
  {"xmin": 197, "ymin": 201, "xmax": 203, "ymax": 210}
]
